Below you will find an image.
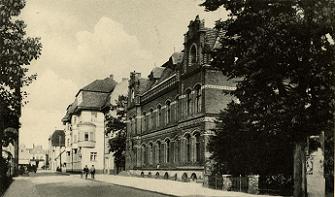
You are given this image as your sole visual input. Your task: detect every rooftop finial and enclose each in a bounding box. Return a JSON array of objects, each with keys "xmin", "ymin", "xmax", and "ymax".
[{"xmin": 195, "ymin": 15, "xmax": 200, "ymax": 21}]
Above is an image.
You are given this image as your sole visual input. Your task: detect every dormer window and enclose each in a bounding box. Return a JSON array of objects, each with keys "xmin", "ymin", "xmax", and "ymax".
[{"xmin": 189, "ymin": 44, "xmax": 197, "ymax": 66}]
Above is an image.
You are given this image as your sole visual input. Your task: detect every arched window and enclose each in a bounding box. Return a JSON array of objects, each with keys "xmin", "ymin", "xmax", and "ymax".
[
  {"xmin": 157, "ymin": 105, "xmax": 161, "ymax": 127},
  {"xmin": 195, "ymin": 85, "xmax": 202, "ymax": 113},
  {"xmin": 186, "ymin": 90, "xmax": 192, "ymax": 116},
  {"xmin": 185, "ymin": 134, "xmax": 191, "ymax": 162},
  {"xmin": 165, "ymin": 139, "xmax": 170, "ymax": 163},
  {"xmin": 157, "ymin": 141, "xmax": 161, "ymax": 164},
  {"xmin": 150, "ymin": 109, "xmax": 154, "ymax": 130},
  {"xmin": 149, "ymin": 142, "xmax": 153, "ymax": 165},
  {"xmin": 166, "ymin": 101, "xmax": 171, "ymax": 124},
  {"xmin": 142, "ymin": 112, "xmax": 147, "ymax": 132},
  {"xmin": 195, "ymin": 133, "xmax": 201, "ymax": 162},
  {"xmin": 142, "ymin": 144, "xmax": 146, "ymax": 166},
  {"xmin": 189, "ymin": 44, "xmax": 197, "ymax": 66}
]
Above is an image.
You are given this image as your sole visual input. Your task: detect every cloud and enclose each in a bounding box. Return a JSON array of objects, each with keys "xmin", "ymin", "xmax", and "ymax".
[
  {"xmin": 20, "ymin": 70, "xmax": 78, "ymax": 147},
  {"xmin": 20, "ymin": 15, "xmax": 153, "ymax": 147},
  {"xmin": 68, "ymin": 17, "xmax": 153, "ymax": 84},
  {"xmin": 24, "ymin": 70, "xmax": 79, "ymax": 112},
  {"xmin": 20, "ymin": 107, "xmax": 64, "ymax": 148}
]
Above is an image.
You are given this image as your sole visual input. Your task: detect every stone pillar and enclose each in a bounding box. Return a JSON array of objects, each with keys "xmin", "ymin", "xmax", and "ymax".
[
  {"xmin": 222, "ymin": 175, "xmax": 233, "ymax": 191},
  {"xmin": 247, "ymin": 175, "xmax": 259, "ymax": 194},
  {"xmin": 203, "ymin": 132, "xmax": 212, "ymax": 160}
]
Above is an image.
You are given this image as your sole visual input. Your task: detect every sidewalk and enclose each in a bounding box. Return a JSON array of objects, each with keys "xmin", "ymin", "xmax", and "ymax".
[
  {"xmin": 3, "ymin": 177, "xmax": 40, "ymax": 197},
  {"xmin": 79, "ymin": 174, "xmax": 287, "ymax": 197}
]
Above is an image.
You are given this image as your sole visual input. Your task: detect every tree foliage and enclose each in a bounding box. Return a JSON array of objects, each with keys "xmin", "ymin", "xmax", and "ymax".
[
  {"xmin": 209, "ymin": 102, "xmax": 293, "ymax": 176},
  {"xmin": 201, "ymin": 0, "xmax": 335, "ymax": 194},
  {"xmin": 0, "ymin": 0, "xmax": 42, "ymax": 149},
  {"xmin": 105, "ymin": 95, "xmax": 127, "ymax": 170}
]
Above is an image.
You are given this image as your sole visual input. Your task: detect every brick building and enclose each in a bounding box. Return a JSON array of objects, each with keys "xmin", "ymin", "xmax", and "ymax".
[{"xmin": 125, "ymin": 16, "xmax": 236, "ymax": 181}]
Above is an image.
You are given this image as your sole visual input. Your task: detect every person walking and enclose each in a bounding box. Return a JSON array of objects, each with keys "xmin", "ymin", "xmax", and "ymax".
[
  {"xmin": 90, "ymin": 165, "xmax": 95, "ymax": 179},
  {"xmin": 83, "ymin": 165, "xmax": 89, "ymax": 179}
]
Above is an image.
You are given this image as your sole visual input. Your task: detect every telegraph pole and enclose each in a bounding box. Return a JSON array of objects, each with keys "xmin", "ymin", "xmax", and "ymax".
[{"xmin": 59, "ymin": 135, "xmax": 62, "ymax": 169}]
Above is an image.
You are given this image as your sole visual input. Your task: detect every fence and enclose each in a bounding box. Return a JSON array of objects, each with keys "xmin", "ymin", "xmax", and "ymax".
[
  {"xmin": 207, "ymin": 175, "xmax": 259, "ymax": 194},
  {"xmin": 230, "ymin": 176, "xmax": 249, "ymax": 192}
]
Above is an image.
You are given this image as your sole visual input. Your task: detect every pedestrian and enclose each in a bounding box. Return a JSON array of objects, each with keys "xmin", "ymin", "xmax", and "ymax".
[
  {"xmin": 83, "ymin": 165, "xmax": 89, "ymax": 179},
  {"xmin": 90, "ymin": 165, "xmax": 95, "ymax": 179},
  {"xmin": 81, "ymin": 168, "xmax": 84, "ymax": 178}
]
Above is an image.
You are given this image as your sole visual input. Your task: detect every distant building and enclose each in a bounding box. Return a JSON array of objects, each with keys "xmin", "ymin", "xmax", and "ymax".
[
  {"xmin": 48, "ymin": 130, "xmax": 65, "ymax": 171},
  {"xmin": 125, "ymin": 16, "xmax": 235, "ymax": 181},
  {"xmin": 19, "ymin": 144, "xmax": 48, "ymax": 169},
  {"xmin": 62, "ymin": 75, "xmax": 118, "ymax": 173}
]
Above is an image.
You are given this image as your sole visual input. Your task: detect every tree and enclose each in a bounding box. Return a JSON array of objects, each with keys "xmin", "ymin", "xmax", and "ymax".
[
  {"xmin": 201, "ymin": 0, "xmax": 335, "ymax": 196},
  {"xmin": 105, "ymin": 95, "xmax": 127, "ymax": 172},
  {"xmin": 0, "ymin": 0, "xmax": 42, "ymax": 178}
]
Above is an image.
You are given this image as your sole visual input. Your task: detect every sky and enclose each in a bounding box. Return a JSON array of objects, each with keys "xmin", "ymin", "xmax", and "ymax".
[{"xmin": 19, "ymin": 0, "xmax": 228, "ymax": 149}]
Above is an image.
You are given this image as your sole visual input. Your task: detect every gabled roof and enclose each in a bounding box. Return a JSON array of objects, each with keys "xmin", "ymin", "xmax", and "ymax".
[
  {"xmin": 80, "ymin": 77, "xmax": 117, "ymax": 94},
  {"xmin": 77, "ymin": 91, "xmax": 110, "ymax": 110},
  {"xmin": 62, "ymin": 76, "xmax": 117, "ymax": 123},
  {"xmin": 50, "ymin": 130, "xmax": 65, "ymax": 147},
  {"xmin": 148, "ymin": 67, "xmax": 164, "ymax": 79},
  {"xmin": 138, "ymin": 78, "xmax": 155, "ymax": 94}
]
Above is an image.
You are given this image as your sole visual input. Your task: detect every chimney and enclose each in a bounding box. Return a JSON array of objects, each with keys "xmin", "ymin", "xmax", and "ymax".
[{"xmin": 109, "ymin": 74, "xmax": 114, "ymax": 80}]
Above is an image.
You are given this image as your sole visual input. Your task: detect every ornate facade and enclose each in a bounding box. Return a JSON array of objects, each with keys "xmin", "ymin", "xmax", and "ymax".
[{"xmin": 125, "ymin": 16, "xmax": 236, "ymax": 181}]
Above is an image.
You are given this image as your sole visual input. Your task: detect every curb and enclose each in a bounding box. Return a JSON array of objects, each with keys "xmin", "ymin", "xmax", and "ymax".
[{"xmin": 73, "ymin": 176, "xmax": 177, "ymax": 197}]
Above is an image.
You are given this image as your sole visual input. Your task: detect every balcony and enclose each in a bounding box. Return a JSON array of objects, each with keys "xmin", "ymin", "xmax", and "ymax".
[
  {"xmin": 77, "ymin": 122, "xmax": 96, "ymax": 148},
  {"xmin": 78, "ymin": 140, "xmax": 95, "ymax": 148}
]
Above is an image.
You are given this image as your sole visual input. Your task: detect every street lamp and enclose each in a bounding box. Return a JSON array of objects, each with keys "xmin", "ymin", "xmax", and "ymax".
[{"xmin": 59, "ymin": 135, "xmax": 62, "ymax": 170}]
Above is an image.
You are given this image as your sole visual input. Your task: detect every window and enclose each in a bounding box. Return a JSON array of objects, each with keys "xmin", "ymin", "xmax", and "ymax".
[
  {"xmin": 157, "ymin": 141, "xmax": 161, "ymax": 164},
  {"xmin": 142, "ymin": 112, "xmax": 147, "ymax": 132},
  {"xmin": 186, "ymin": 134, "xmax": 191, "ymax": 162},
  {"xmin": 195, "ymin": 133, "xmax": 201, "ymax": 162},
  {"xmin": 89, "ymin": 132, "xmax": 94, "ymax": 141},
  {"xmin": 142, "ymin": 145, "xmax": 146, "ymax": 165},
  {"xmin": 157, "ymin": 105, "xmax": 161, "ymax": 127},
  {"xmin": 67, "ymin": 151, "xmax": 70, "ymax": 156},
  {"xmin": 195, "ymin": 86, "xmax": 202, "ymax": 113},
  {"xmin": 149, "ymin": 143, "xmax": 153, "ymax": 165},
  {"xmin": 189, "ymin": 44, "xmax": 197, "ymax": 66},
  {"xmin": 74, "ymin": 149, "xmax": 77, "ymax": 154},
  {"xmin": 84, "ymin": 132, "xmax": 89, "ymax": 141},
  {"xmin": 90, "ymin": 152, "xmax": 97, "ymax": 161},
  {"xmin": 91, "ymin": 112, "xmax": 97, "ymax": 122},
  {"xmin": 150, "ymin": 109, "xmax": 154, "ymax": 129},
  {"xmin": 67, "ymin": 138, "xmax": 70, "ymax": 146},
  {"xmin": 166, "ymin": 139, "xmax": 170, "ymax": 163},
  {"xmin": 166, "ymin": 101, "xmax": 171, "ymax": 124},
  {"xmin": 187, "ymin": 90, "xmax": 192, "ymax": 116}
]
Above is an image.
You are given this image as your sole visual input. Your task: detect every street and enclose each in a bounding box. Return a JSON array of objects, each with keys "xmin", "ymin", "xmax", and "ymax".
[{"xmin": 4, "ymin": 172, "xmax": 169, "ymax": 197}]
